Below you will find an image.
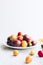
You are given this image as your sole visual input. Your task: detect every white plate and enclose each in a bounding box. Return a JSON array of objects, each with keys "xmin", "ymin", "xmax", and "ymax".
[{"xmin": 4, "ymin": 43, "xmax": 37, "ymax": 49}]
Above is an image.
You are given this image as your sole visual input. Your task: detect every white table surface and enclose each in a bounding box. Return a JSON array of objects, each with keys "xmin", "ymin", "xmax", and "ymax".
[{"xmin": 0, "ymin": 42, "xmax": 43, "ymax": 65}]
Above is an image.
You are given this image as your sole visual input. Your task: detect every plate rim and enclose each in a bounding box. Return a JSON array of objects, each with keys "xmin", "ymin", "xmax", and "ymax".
[{"xmin": 4, "ymin": 43, "xmax": 37, "ymax": 49}]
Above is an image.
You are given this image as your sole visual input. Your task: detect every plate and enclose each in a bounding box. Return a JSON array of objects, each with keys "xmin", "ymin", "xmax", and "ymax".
[{"xmin": 4, "ymin": 43, "xmax": 37, "ymax": 49}]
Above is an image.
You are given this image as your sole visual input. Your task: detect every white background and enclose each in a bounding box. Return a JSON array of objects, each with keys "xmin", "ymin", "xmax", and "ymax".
[
  {"xmin": 0, "ymin": 0, "xmax": 43, "ymax": 42},
  {"xmin": 0, "ymin": 0, "xmax": 43, "ymax": 65}
]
